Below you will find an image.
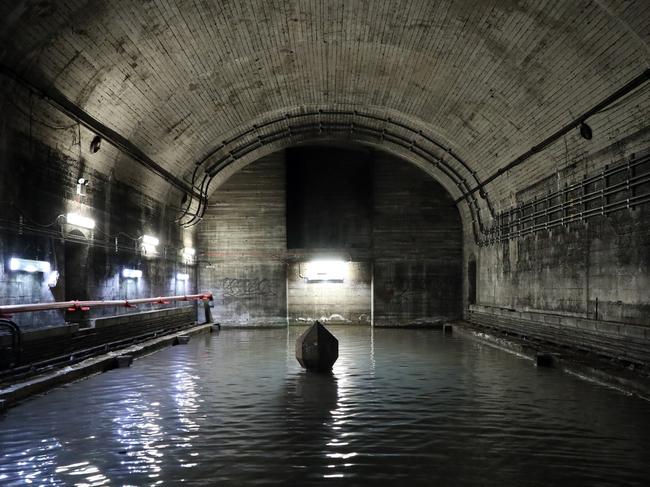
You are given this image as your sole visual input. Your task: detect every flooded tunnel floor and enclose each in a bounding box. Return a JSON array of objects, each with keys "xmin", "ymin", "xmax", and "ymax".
[{"xmin": 1, "ymin": 325, "xmax": 649, "ymax": 486}]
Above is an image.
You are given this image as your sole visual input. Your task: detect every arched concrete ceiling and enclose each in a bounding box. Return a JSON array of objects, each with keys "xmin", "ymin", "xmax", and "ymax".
[{"xmin": 0, "ymin": 0, "xmax": 649, "ymax": 212}]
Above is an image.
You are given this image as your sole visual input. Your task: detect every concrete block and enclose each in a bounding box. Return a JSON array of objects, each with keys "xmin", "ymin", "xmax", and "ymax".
[
  {"xmin": 115, "ymin": 355, "xmax": 134, "ymax": 368},
  {"xmin": 543, "ymin": 314, "xmax": 561, "ymax": 325},
  {"xmin": 174, "ymin": 335, "xmax": 191, "ymax": 345},
  {"xmin": 536, "ymin": 352, "xmax": 557, "ymax": 367},
  {"xmin": 596, "ymin": 322, "xmax": 621, "ymax": 336}
]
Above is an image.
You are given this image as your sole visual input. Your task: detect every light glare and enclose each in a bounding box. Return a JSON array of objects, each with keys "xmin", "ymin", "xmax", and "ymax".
[
  {"xmin": 142, "ymin": 235, "xmax": 159, "ymax": 246},
  {"xmin": 305, "ymin": 260, "xmax": 348, "ymax": 282},
  {"xmin": 9, "ymin": 257, "xmax": 51, "ymax": 274},
  {"xmin": 66, "ymin": 212, "xmax": 96, "ymax": 229},
  {"xmin": 176, "ymin": 273, "xmax": 190, "ymax": 281},
  {"xmin": 122, "ymin": 268, "xmax": 142, "ymax": 279}
]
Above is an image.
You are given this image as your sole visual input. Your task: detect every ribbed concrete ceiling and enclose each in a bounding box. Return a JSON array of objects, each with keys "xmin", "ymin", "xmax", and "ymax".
[{"xmin": 0, "ymin": 0, "xmax": 648, "ymax": 210}]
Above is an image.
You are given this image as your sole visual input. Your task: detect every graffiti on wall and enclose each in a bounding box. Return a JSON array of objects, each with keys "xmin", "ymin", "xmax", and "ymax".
[{"xmin": 219, "ymin": 278, "xmax": 277, "ymax": 300}]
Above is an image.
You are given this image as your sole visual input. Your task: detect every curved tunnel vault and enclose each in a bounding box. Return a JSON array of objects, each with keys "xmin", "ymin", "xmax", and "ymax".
[
  {"xmin": 177, "ymin": 107, "xmax": 494, "ymax": 246},
  {"xmin": 0, "ymin": 0, "xmax": 648, "ymax": 358}
]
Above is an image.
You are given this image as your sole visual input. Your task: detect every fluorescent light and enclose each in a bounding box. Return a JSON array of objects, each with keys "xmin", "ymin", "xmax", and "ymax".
[
  {"xmin": 305, "ymin": 260, "xmax": 347, "ymax": 282},
  {"xmin": 176, "ymin": 273, "xmax": 189, "ymax": 281},
  {"xmin": 122, "ymin": 268, "xmax": 142, "ymax": 279},
  {"xmin": 66, "ymin": 212, "xmax": 96, "ymax": 229},
  {"xmin": 142, "ymin": 235, "xmax": 159, "ymax": 246},
  {"xmin": 9, "ymin": 258, "xmax": 51, "ymax": 273}
]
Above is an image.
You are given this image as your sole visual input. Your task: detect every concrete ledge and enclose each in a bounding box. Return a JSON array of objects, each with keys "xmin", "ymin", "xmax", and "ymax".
[
  {"xmin": 0, "ymin": 324, "xmax": 214, "ymax": 410},
  {"xmin": 374, "ymin": 316, "xmax": 452, "ymax": 328},
  {"xmin": 93, "ymin": 306, "xmax": 193, "ymax": 329},
  {"xmin": 374, "ymin": 321, "xmax": 446, "ymax": 329},
  {"xmin": 454, "ymin": 321, "xmax": 650, "ymax": 401},
  {"xmin": 0, "ymin": 324, "xmax": 79, "ymax": 346},
  {"xmin": 222, "ymin": 322, "xmax": 288, "ymax": 328},
  {"xmin": 1, "ymin": 306, "xmax": 197, "ymax": 368},
  {"xmin": 467, "ymin": 304, "xmax": 650, "ymax": 365}
]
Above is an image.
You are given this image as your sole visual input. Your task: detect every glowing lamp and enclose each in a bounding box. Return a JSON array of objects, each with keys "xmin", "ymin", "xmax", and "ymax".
[
  {"xmin": 142, "ymin": 235, "xmax": 159, "ymax": 246},
  {"xmin": 9, "ymin": 258, "xmax": 51, "ymax": 274},
  {"xmin": 304, "ymin": 260, "xmax": 348, "ymax": 282},
  {"xmin": 122, "ymin": 268, "xmax": 142, "ymax": 279},
  {"xmin": 66, "ymin": 212, "xmax": 96, "ymax": 229}
]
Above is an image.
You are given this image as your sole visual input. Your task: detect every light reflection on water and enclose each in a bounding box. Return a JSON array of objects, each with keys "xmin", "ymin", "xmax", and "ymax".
[{"xmin": 1, "ymin": 326, "xmax": 650, "ymax": 486}]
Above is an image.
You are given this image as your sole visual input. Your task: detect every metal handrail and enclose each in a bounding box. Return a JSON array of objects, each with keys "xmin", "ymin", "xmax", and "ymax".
[{"xmin": 0, "ymin": 293, "xmax": 213, "ymax": 318}]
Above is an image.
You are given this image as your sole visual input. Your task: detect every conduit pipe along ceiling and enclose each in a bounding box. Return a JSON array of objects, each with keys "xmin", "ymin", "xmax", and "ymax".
[{"xmin": 0, "ymin": 1, "xmax": 648, "ymax": 237}]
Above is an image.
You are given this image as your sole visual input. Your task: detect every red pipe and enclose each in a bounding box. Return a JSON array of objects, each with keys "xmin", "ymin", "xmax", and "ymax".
[{"xmin": 0, "ymin": 293, "xmax": 213, "ymax": 318}]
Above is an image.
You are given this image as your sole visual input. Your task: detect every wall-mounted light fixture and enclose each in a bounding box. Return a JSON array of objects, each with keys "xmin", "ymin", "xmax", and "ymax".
[
  {"xmin": 182, "ymin": 247, "xmax": 195, "ymax": 264},
  {"xmin": 304, "ymin": 260, "xmax": 348, "ymax": 283},
  {"xmin": 76, "ymin": 178, "xmax": 89, "ymax": 196},
  {"xmin": 66, "ymin": 212, "xmax": 96, "ymax": 229},
  {"xmin": 142, "ymin": 235, "xmax": 159, "ymax": 246},
  {"xmin": 176, "ymin": 272, "xmax": 190, "ymax": 281},
  {"xmin": 9, "ymin": 257, "xmax": 51, "ymax": 274},
  {"xmin": 122, "ymin": 268, "xmax": 142, "ymax": 279},
  {"xmin": 142, "ymin": 234, "xmax": 159, "ymax": 255}
]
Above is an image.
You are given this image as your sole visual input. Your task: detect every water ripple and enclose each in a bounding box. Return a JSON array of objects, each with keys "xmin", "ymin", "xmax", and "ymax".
[{"xmin": 1, "ymin": 326, "xmax": 649, "ymax": 486}]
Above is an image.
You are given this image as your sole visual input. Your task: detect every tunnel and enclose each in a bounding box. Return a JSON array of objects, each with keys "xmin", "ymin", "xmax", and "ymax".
[{"xmin": 0, "ymin": 1, "xmax": 650, "ymax": 485}]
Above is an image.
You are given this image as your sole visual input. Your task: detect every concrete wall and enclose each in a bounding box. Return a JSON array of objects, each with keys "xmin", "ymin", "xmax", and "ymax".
[
  {"xmin": 467, "ymin": 148, "xmax": 650, "ymax": 362},
  {"xmin": 372, "ymin": 153, "xmax": 464, "ymax": 326},
  {"xmin": 475, "ymin": 205, "xmax": 650, "ymax": 326},
  {"xmin": 286, "ymin": 146, "xmax": 372, "ymax": 250},
  {"xmin": 0, "ymin": 103, "xmax": 196, "ymax": 330},
  {"xmin": 196, "ymin": 152, "xmax": 288, "ymax": 326},
  {"xmin": 287, "ymin": 262, "xmax": 371, "ymax": 325},
  {"xmin": 197, "ymin": 146, "xmax": 463, "ymax": 327}
]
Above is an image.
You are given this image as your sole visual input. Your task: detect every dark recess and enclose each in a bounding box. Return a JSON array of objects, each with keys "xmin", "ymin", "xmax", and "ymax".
[{"xmin": 286, "ymin": 146, "xmax": 373, "ymax": 250}]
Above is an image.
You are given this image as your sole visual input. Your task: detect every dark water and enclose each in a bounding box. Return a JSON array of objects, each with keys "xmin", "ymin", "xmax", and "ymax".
[{"xmin": 1, "ymin": 326, "xmax": 649, "ymax": 486}]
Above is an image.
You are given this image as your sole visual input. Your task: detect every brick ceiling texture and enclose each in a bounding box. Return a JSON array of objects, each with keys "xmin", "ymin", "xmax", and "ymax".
[{"xmin": 0, "ymin": 0, "xmax": 648, "ymax": 216}]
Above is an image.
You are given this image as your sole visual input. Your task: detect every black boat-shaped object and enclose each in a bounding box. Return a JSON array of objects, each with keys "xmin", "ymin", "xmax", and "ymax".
[{"xmin": 295, "ymin": 321, "xmax": 339, "ymax": 372}]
